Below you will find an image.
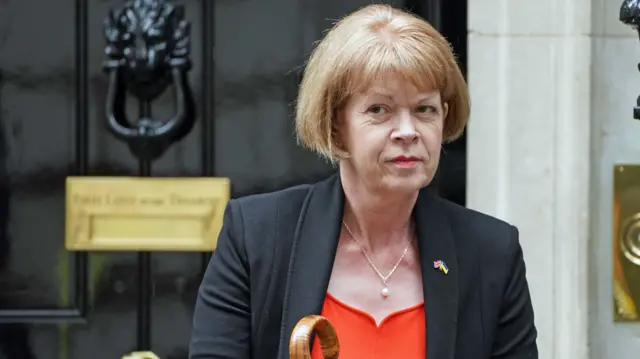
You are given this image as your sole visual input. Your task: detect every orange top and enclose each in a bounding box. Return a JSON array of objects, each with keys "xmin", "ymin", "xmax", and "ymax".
[{"xmin": 311, "ymin": 293, "xmax": 426, "ymax": 359}]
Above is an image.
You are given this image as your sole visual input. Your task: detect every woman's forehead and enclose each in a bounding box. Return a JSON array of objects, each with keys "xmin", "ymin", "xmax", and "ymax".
[{"xmin": 348, "ymin": 73, "xmax": 441, "ymax": 99}]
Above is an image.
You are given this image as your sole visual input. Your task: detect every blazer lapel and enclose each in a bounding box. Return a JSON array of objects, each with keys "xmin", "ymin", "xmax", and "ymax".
[
  {"xmin": 277, "ymin": 174, "xmax": 344, "ymax": 359},
  {"xmin": 414, "ymin": 190, "xmax": 459, "ymax": 359}
]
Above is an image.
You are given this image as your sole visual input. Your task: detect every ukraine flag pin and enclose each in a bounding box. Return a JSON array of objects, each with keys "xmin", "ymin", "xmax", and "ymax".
[{"xmin": 433, "ymin": 260, "xmax": 449, "ymax": 275}]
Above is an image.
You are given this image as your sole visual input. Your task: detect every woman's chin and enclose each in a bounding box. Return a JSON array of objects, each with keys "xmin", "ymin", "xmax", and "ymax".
[{"xmin": 380, "ymin": 174, "xmax": 429, "ymax": 194}]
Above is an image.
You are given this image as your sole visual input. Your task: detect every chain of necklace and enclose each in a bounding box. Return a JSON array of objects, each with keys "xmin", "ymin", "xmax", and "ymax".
[{"xmin": 342, "ymin": 221, "xmax": 414, "ymax": 298}]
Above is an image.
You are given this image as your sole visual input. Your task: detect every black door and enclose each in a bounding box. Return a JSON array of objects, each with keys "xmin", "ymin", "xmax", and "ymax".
[
  {"xmin": 0, "ymin": 1, "xmax": 465, "ymax": 358},
  {"xmin": 406, "ymin": 0, "xmax": 468, "ymax": 206}
]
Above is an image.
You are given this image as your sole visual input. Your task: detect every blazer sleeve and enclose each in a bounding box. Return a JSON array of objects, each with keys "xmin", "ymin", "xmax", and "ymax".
[
  {"xmin": 492, "ymin": 225, "xmax": 538, "ymax": 359},
  {"xmin": 189, "ymin": 200, "xmax": 251, "ymax": 359}
]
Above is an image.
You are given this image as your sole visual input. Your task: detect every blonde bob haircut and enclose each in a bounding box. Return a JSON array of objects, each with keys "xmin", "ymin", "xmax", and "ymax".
[{"xmin": 295, "ymin": 4, "xmax": 470, "ymax": 162}]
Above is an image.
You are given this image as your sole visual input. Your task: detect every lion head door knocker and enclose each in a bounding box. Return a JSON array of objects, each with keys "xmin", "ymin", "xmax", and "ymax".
[
  {"xmin": 620, "ymin": 0, "xmax": 640, "ymax": 120},
  {"xmin": 103, "ymin": 0, "xmax": 195, "ymax": 163}
]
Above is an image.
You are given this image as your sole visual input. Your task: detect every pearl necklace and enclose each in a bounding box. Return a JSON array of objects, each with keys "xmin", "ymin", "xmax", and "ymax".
[{"xmin": 342, "ymin": 221, "xmax": 414, "ymax": 298}]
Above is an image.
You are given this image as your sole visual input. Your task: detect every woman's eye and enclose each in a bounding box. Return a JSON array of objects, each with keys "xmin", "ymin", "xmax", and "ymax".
[
  {"xmin": 416, "ymin": 105, "xmax": 437, "ymax": 114},
  {"xmin": 367, "ymin": 105, "xmax": 387, "ymax": 114}
]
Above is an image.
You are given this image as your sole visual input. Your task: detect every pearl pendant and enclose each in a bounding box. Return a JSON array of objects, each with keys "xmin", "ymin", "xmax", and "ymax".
[{"xmin": 381, "ymin": 286, "xmax": 390, "ymax": 297}]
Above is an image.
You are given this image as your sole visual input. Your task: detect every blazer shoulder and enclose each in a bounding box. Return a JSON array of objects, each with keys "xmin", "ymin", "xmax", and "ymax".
[
  {"xmin": 434, "ymin": 196, "xmax": 517, "ymax": 256},
  {"xmin": 230, "ymin": 183, "xmax": 313, "ymax": 252},
  {"xmin": 234, "ymin": 183, "xmax": 313, "ymax": 217}
]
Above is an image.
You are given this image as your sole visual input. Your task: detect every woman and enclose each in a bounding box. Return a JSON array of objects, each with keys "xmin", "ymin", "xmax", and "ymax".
[{"xmin": 189, "ymin": 4, "xmax": 537, "ymax": 359}]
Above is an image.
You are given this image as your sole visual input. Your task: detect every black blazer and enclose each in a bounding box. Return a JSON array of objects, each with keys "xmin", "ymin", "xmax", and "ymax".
[{"xmin": 189, "ymin": 174, "xmax": 538, "ymax": 359}]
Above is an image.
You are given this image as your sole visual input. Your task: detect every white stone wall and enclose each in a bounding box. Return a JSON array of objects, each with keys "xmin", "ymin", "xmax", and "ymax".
[{"xmin": 466, "ymin": 0, "xmax": 592, "ymax": 358}]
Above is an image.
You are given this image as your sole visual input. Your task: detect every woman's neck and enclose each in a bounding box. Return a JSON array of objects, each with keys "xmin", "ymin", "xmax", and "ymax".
[{"xmin": 339, "ymin": 166, "xmax": 418, "ymax": 252}]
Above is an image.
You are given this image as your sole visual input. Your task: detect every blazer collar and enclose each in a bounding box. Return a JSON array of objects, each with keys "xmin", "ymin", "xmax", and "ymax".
[
  {"xmin": 278, "ymin": 173, "xmax": 458, "ymax": 359},
  {"xmin": 415, "ymin": 188, "xmax": 459, "ymax": 359}
]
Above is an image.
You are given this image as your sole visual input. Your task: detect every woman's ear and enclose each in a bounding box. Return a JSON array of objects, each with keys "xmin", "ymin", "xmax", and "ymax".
[
  {"xmin": 332, "ymin": 133, "xmax": 351, "ymax": 159},
  {"xmin": 332, "ymin": 110, "xmax": 351, "ymax": 158}
]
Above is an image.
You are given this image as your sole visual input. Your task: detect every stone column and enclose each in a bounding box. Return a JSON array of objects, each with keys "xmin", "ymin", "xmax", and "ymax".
[{"xmin": 465, "ymin": 0, "xmax": 592, "ymax": 358}]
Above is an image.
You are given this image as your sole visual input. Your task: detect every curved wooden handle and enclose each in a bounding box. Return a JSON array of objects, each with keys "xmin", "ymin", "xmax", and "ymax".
[
  {"xmin": 289, "ymin": 315, "xmax": 339, "ymax": 359},
  {"xmin": 121, "ymin": 351, "xmax": 160, "ymax": 359}
]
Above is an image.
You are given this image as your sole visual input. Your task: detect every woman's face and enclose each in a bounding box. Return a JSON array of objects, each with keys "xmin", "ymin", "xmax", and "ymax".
[{"xmin": 338, "ymin": 75, "xmax": 447, "ymax": 195}]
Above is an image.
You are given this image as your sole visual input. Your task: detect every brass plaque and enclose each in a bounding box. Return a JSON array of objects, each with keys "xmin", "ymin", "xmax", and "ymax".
[
  {"xmin": 65, "ymin": 177, "xmax": 230, "ymax": 252},
  {"xmin": 613, "ymin": 164, "xmax": 640, "ymax": 321}
]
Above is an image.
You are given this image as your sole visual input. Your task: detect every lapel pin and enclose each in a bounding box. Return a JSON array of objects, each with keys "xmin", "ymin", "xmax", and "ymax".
[{"xmin": 433, "ymin": 260, "xmax": 449, "ymax": 275}]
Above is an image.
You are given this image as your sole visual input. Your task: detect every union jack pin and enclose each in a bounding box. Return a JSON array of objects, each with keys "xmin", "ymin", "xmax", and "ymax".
[{"xmin": 433, "ymin": 260, "xmax": 449, "ymax": 275}]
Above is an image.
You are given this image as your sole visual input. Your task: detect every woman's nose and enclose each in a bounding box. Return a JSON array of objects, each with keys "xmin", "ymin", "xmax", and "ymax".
[{"xmin": 391, "ymin": 114, "xmax": 419, "ymax": 142}]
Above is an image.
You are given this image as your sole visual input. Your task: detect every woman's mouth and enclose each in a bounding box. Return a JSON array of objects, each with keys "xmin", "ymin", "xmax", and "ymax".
[{"xmin": 391, "ymin": 156, "xmax": 420, "ymax": 167}]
